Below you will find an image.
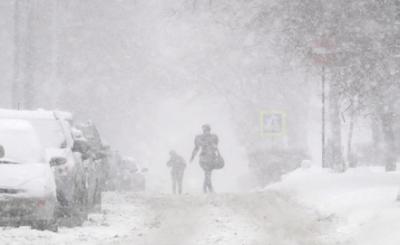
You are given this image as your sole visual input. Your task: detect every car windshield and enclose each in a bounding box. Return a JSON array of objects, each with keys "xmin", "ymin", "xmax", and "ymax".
[
  {"xmin": 27, "ymin": 119, "xmax": 67, "ymax": 149},
  {"xmin": 0, "ymin": 119, "xmax": 44, "ymax": 163}
]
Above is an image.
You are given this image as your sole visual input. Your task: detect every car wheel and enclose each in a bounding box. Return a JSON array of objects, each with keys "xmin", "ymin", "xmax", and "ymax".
[
  {"xmin": 31, "ymin": 220, "xmax": 58, "ymax": 232},
  {"xmin": 66, "ymin": 174, "xmax": 90, "ymax": 226},
  {"xmin": 55, "ymin": 192, "xmax": 88, "ymax": 227}
]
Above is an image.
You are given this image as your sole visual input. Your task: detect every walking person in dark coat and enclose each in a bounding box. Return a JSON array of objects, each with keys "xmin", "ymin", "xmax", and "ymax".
[
  {"xmin": 167, "ymin": 151, "xmax": 186, "ymax": 195},
  {"xmin": 190, "ymin": 124, "xmax": 219, "ymax": 193}
]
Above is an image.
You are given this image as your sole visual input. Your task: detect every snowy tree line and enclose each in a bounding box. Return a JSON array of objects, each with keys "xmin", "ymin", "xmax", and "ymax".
[{"xmin": 273, "ymin": 0, "xmax": 400, "ymax": 171}]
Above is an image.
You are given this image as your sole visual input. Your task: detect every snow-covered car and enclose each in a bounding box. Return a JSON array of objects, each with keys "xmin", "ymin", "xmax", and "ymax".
[
  {"xmin": 0, "ymin": 109, "xmax": 89, "ymax": 225},
  {"xmin": 103, "ymin": 151, "xmax": 123, "ymax": 191},
  {"xmin": 74, "ymin": 122, "xmax": 109, "ymax": 212},
  {"xmin": 0, "ymin": 119, "xmax": 63, "ymax": 231},
  {"xmin": 115, "ymin": 157, "xmax": 146, "ymax": 192}
]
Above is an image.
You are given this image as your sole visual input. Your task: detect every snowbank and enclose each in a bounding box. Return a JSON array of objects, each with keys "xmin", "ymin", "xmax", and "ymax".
[{"xmin": 267, "ymin": 166, "xmax": 400, "ymax": 245}]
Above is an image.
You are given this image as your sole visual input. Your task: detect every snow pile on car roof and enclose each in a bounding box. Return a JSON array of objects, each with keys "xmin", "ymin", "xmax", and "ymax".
[
  {"xmin": 0, "ymin": 118, "xmax": 34, "ymax": 130},
  {"xmin": 0, "ymin": 119, "xmax": 44, "ymax": 163},
  {"xmin": 0, "ymin": 109, "xmax": 72, "ymax": 120}
]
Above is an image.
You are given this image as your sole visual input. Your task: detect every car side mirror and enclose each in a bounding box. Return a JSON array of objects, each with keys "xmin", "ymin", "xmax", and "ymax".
[
  {"xmin": 72, "ymin": 140, "xmax": 89, "ymax": 154},
  {"xmin": 95, "ymin": 151, "xmax": 107, "ymax": 160},
  {"xmin": 50, "ymin": 157, "xmax": 67, "ymax": 167},
  {"xmin": 0, "ymin": 145, "xmax": 4, "ymax": 158},
  {"xmin": 60, "ymin": 140, "xmax": 67, "ymax": 149}
]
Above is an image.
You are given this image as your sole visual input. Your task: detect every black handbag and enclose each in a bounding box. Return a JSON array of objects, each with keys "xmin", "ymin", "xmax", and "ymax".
[{"xmin": 213, "ymin": 149, "xmax": 225, "ymax": 170}]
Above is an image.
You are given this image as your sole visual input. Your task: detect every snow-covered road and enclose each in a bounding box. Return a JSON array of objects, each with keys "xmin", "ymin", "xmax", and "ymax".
[{"xmin": 0, "ymin": 191, "xmax": 345, "ymax": 245}]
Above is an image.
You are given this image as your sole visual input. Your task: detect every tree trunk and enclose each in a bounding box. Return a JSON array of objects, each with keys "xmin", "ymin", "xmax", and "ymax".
[
  {"xmin": 347, "ymin": 111, "xmax": 356, "ymax": 168},
  {"xmin": 371, "ymin": 115, "xmax": 383, "ymax": 166},
  {"xmin": 13, "ymin": 0, "xmax": 34, "ymax": 109},
  {"xmin": 380, "ymin": 107, "xmax": 397, "ymax": 171},
  {"xmin": 50, "ymin": 0, "xmax": 60, "ymax": 106},
  {"xmin": 193, "ymin": 0, "xmax": 197, "ymax": 10},
  {"xmin": 327, "ymin": 81, "xmax": 345, "ymax": 172},
  {"xmin": 322, "ymin": 66, "xmax": 327, "ymax": 168}
]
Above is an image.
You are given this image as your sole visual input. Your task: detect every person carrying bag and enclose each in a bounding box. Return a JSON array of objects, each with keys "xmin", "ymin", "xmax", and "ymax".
[
  {"xmin": 212, "ymin": 148, "xmax": 225, "ymax": 170},
  {"xmin": 190, "ymin": 124, "xmax": 224, "ymax": 193}
]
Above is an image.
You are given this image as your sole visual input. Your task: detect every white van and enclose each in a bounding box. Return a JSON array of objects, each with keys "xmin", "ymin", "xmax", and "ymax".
[
  {"xmin": 0, "ymin": 119, "xmax": 61, "ymax": 231},
  {"xmin": 0, "ymin": 109, "xmax": 89, "ymax": 225}
]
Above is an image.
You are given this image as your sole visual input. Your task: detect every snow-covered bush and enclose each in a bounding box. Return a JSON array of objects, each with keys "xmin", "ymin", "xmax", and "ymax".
[{"xmin": 248, "ymin": 148, "xmax": 308, "ymax": 187}]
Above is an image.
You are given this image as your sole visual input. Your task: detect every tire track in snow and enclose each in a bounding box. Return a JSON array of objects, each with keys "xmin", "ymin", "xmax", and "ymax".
[
  {"xmin": 115, "ymin": 192, "xmax": 346, "ymax": 245},
  {"xmin": 0, "ymin": 192, "xmax": 348, "ymax": 245}
]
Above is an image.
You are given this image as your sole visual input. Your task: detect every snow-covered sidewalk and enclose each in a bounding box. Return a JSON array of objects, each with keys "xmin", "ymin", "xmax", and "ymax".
[{"xmin": 267, "ymin": 166, "xmax": 400, "ymax": 245}]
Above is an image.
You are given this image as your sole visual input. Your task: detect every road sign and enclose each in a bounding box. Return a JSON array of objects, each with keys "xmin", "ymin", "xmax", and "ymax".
[{"xmin": 260, "ymin": 111, "xmax": 286, "ymax": 136}]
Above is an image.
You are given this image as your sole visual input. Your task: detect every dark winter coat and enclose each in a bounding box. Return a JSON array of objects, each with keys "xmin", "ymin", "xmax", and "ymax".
[
  {"xmin": 167, "ymin": 154, "xmax": 186, "ymax": 174},
  {"xmin": 194, "ymin": 133, "xmax": 219, "ymax": 171}
]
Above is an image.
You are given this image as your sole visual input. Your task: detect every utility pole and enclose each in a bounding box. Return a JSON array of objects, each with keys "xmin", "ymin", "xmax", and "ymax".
[{"xmin": 312, "ymin": 36, "xmax": 336, "ymax": 169}]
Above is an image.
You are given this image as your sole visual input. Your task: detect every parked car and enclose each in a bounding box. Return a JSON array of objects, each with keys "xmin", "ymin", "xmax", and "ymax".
[
  {"xmin": 103, "ymin": 150, "xmax": 123, "ymax": 191},
  {"xmin": 0, "ymin": 119, "xmax": 64, "ymax": 231},
  {"xmin": 71, "ymin": 125, "xmax": 106, "ymax": 212},
  {"xmin": 115, "ymin": 157, "xmax": 146, "ymax": 192},
  {"xmin": 0, "ymin": 109, "xmax": 89, "ymax": 225}
]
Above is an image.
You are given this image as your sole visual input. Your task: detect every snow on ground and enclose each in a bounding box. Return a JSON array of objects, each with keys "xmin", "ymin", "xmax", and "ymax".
[
  {"xmin": 0, "ymin": 192, "xmax": 148, "ymax": 245},
  {"xmin": 4, "ymin": 165, "xmax": 397, "ymax": 245},
  {"xmin": 115, "ymin": 192, "xmax": 339, "ymax": 245},
  {"xmin": 267, "ymin": 166, "xmax": 400, "ymax": 245},
  {"xmin": 0, "ymin": 191, "xmax": 343, "ymax": 245}
]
